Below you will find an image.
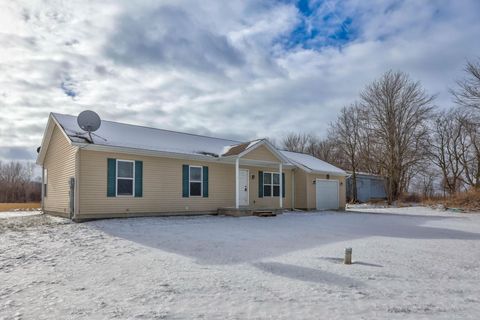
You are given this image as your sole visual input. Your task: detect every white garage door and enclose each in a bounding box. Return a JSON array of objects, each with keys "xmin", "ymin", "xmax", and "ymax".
[{"xmin": 316, "ymin": 179, "xmax": 339, "ymax": 210}]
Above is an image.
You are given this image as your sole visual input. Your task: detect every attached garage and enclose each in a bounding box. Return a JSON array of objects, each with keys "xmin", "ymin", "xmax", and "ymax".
[
  {"xmin": 315, "ymin": 179, "xmax": 339, "ymax": 210},
  {"xmin": 280, "ymin": 150, "xmax": 347, "ymax": 211}
]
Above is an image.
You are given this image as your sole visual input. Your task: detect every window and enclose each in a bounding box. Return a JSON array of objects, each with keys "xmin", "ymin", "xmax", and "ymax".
[
  {"xmin": 43, "ymin": 168, "xmax": 48, "ymax": 197},
  {"xmin": 272, "ymin": 173, "xmax": 280, "ymax": 196},
  {"xmin": 263, "ymin": 172, "xmax": 280, "ymax": 197},
  {"xmin": 189, "ymin": 166, "xmax": 202, "ymax": 196},
  {"xmin": 117, "ymin": 160, "xmax": 134, "ymax": 196}
]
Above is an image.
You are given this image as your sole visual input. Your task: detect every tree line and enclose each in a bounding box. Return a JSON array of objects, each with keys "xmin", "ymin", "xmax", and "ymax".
[
  {"xmin": 0, "ymin": 161, "xmax": 41, "ymax": 203},
  {"xmin": 281, "ymin": 58, "xmax": 480, "ymax": 204}
]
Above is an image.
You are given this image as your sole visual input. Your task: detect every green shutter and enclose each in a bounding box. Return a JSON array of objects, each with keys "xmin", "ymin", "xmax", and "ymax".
[
  {"xmin": 107, "ymin": 158, "xmax": 116, "ymax": 197},
  {"xmin": 202, "ymin": 166, "xmax": 209, "ymax": 197},
  {"xmin": 182, "ymin": 165, "xmax": 189, "ymax": 197},
  {"xmin": 135, "ymin": 161, "xmax": 143, "ymax": 197},
  {"xmin": 258, "ymin": 170, "xmax": 263, "ymax": 198},
  {"xmin": 282, "ymin": 173, "xmax": 285, "ymax": 198}
]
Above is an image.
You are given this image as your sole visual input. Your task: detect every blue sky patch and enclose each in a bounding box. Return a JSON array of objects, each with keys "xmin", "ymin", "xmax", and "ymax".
[
  {"xmin": 280, "ymin": 0, "xmax": 356, "ymax": 50},
  {"xmin": 60, "ymin": 79, "xmax": 77, "ymax": 99}
]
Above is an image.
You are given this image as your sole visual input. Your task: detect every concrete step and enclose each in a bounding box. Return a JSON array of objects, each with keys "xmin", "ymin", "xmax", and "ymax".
[{"xmin": 253, "ymin": 210, "xmax": 276, "ymax": 217}]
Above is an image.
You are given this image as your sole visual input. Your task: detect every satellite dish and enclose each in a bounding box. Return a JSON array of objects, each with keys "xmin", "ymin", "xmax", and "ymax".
[{"xmin": 77, "ymin": 110, "xmax": 101, "ymax": 132}]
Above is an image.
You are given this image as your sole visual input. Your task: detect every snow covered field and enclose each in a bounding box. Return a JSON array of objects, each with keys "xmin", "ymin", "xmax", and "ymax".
[{"xmin": 1, "ymin": 207, "xmax": 480, "ymax": 319}]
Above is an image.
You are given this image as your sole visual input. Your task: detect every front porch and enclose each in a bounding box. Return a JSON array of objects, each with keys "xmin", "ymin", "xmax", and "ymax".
[
  {"xmin": 223, "ymin": 139, "xmax": 293, "ymax": 210},
  {"xmin": 218, "ymin": 207, "xmax": 286, "ymax": 217}
]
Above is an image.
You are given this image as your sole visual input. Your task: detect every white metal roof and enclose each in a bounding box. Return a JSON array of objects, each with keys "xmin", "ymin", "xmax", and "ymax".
[
  {"xmin": 48, "ymin": 113, "xmax": 346, "ymax": 175},
  {"xmin": 53, "ymin": 113, "xmax": 240, "ymax": 157},
  {"xmin": 280, "ymin": 150, "xmax": 347, "ymax": 176}
]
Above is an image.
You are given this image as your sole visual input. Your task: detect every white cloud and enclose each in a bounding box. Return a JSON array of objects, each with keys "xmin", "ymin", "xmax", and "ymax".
[{"xmin": 1, "ymin": 0, "xmax": 479, "ymax": 162}]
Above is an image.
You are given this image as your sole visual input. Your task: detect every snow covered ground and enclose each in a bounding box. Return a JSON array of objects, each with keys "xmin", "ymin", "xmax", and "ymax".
[
  {"xmin": 0, "ymin": 210, "xmax": 42, "ymax": 220},
  {"xmin": 1, "ymin": 207, "xmax": 480, "ymax": 319}
]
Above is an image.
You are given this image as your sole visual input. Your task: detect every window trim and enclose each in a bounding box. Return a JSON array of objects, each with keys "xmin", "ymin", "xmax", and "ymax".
[
  {"xmin": 189, "ymin": 165, "xmax": 203, "ymax": 197},
  {"xmin": 116, "ymin": 159, "xmax": 135, "ymax": 197},
  {"xmin": 263, "ymin": 172, "xmax": 280, "ymax": 197}
]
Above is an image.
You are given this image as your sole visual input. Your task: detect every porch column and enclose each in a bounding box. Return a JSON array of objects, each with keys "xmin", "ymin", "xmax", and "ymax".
[
  {"xmin": 279, "ymin": 162, "xmax": 283, "ymax": 208},
  {"xmin": 235, "ymin": 157, "xmax": 240, "ymax": 209}
]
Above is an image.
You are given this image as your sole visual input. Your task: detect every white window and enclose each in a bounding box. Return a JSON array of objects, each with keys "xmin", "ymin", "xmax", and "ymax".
[
  {"xmin": 117, "ymin": 160, "xmax": 134, "ymax": 196},
  {"xmin": 189, "ymin": 166, "xmax": 202, "ymax": 196},
  {"xmin": 264, "ymin": 172, "xmax": 280, "ymax": 197}
]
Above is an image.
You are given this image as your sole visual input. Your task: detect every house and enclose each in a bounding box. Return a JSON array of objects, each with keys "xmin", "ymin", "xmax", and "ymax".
[
  {"xmin": 36, "ymin": 113, "xmax": 347, "ymax": 220},
  {"xmin": 346, "ymin": 172, "xmax": 387, "ymax": 203}
]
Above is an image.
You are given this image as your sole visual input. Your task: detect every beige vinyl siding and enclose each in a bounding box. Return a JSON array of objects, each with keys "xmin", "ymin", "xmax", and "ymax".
[
  {"xmin": 242, "ymin": 145, "xmax": 279, "ymax": 162},
  {"xmin": 77, "ymin": 150, "xmax": 294, "ymax": 218},
  {"xmin": 43, "ymin": 125, "xmax": 77, "ymax": 216},
  {"xmin": 306, "ymin": 173, "xmax": 346, "ymax": 210},
  {"xmin": 291, "ymin": 170, "xmax": 346, "ymax": 210},
  {"xmin": 241, "ymin": 166, "xmax": 292, "ymax": 209},
  {"xmin": 78, "ymin": 150, "xmax": 235, "ymax": 217},
  {"xmin": 293, "ymin": 169, "xmax": 308, "ymax": 209}
]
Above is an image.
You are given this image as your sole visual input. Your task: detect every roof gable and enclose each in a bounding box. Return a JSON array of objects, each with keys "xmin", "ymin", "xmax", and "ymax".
[
  {"xmin": 221, "ymin": 140, "xmax": 255, "ymax": 157},
  {"xmin": 36, "ymin": 114, "xmax": 73, "ymax": 165},
  {"xmin": 222, "ymin": 139, "xmax": 290, "ymax": 163}
]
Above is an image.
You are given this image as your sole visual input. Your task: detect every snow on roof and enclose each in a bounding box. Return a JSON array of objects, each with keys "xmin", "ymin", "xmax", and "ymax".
[
  {"xmin": 346, "ymin": 171, "xmax": 386, "ymax": 178},
  {"xmin": 280, "ymin": 150, "xmax": 347, "ymax": 175},
  {"xmin": 52, "ymin": 113, "xmax": 346, "ymax": 174},
  {"xmin": 53, "ymin": 113, "xmax": 241, "ymax": 157},
  {"xmin": 221, "ymin": 139, "xmax": 263, "ymax": 157}
]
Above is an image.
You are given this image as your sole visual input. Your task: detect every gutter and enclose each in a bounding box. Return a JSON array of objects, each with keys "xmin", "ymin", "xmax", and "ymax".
[
  {"xmin": 310, "ymin": 170, "xmax": 350, "ymax": 177},
  {"xmin": 73, "ymin": 143, "xmax": 296, "ymax": 168}
]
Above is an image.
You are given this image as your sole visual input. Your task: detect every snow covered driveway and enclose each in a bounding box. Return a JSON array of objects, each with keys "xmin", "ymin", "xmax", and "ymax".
[{"xmin": 1, "ymin": 207, "xmax": 480, "ymax": 319}]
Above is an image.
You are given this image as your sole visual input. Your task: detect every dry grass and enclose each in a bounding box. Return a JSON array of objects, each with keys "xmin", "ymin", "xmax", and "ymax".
[
  {"xmin": 0, "ymin": 203, "xmax": 41, "ymax": 212},
  {"xmin": 423, "ymin": 189, "xmax": 480, "ymax": 212}
]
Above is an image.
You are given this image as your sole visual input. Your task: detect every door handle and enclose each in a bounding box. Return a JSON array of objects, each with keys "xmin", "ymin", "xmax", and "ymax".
[{"xmin": 244, "ymin": 187, "xmax": 247, "ymax": 191}]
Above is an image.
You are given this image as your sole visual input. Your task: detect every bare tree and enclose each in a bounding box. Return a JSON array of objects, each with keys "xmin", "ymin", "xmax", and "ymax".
[
  {"xmin": 281, "ymin": 132, "xmax": 346, "ymax": 169},
  {"xmin": 355, "ymin": 108, "xmax": 383, "ymax": 175},
  {"xmin": 310, "ymin": 137, "xmax": 342, "ymax": 166},
  {"xmin": 458, "ymin": 114, "xmax": 480, "ymax": 189},
  {"xmin": 419, "ymin": 171, "xmax": 437, "ymax": 199},
  {"xmin": 410, "ymin": 161, "xmax": 438, "ymax": 199},
  {"xmin": 0, "ymin": 161, "xmax": 40, "ymax": 203},
  {"xmin": 282, "ymin": 133, "xmax": 312, "ymax": 153},
  {"xmin": 360, "ymin": 70, "xmax": 435, "ymax": 204},
  {"xmin": 330, "ymin": 103, "xmax": 363, "ymax": 202},
  {"xmin": 451, "ymin": 59, "xmax": 480, "ymax": 111},
  {"xmin": 429, "ymin": 110, "xmax": 467, "ymax": 194}
]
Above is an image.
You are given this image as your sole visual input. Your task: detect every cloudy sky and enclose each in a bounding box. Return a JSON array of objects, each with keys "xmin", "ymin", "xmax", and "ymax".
[{"xmin": 1, "ymin": 0, "xmax": 480, "ymax": 163}]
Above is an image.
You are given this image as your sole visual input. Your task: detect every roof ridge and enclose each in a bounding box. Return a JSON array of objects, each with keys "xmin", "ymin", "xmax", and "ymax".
[
  {"xmin": 51, "ymin": 112, "xmax": 243, "ymax": 144},
  {"xmin": 229, "ymin": 138, "xmax": 264, "ymax": 147},
  {"xmin": 281, "ymin": 149, "xmax": 318, "ymax": 157}
]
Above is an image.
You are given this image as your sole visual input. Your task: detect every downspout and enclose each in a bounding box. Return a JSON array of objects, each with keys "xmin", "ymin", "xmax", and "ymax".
[
  {"xmin": 306, "ymin": 173, "xmax": 310, "ymax": 210},
  {"xmin": 279, "ymin": 162, "xmax": 283, "ymax": 209},
  {"xmin": 235, "ymin": 157, "xmax": 239, "ymax": 209},
  {"xmin": 73, "ymin": 148, "xmax": 80, "ymax": 220},
  {"xmin": 291, "ymin": 169, "xmax": 295, "ymax": 209},
  {"xmin": 41, "ymin": 165, "xmax": 45, "ymax": 211}
]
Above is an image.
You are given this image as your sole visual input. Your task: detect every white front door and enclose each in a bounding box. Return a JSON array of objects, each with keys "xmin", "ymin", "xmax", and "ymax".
[{"xmin": 239, "ymin": 169, "xmax": 249, "ymax": 206}]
